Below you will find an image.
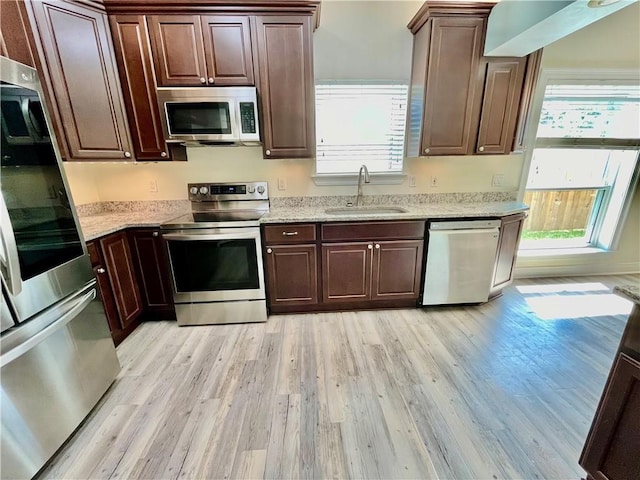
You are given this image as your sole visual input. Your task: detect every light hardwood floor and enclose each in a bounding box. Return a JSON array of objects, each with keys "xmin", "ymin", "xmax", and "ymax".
[{"xmin": 38, "ymin": 274, "xmax": 639, "ymax": 480}]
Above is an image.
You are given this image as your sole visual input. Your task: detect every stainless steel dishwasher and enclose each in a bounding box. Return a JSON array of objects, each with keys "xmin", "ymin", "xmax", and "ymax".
[{"xmin": 422, "ymin": 219, "xmax": 501, "ymax": 305}]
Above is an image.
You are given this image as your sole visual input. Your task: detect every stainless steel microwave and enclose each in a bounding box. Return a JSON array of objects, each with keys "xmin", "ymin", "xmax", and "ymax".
[{"xmin": 156, "ymin": 86, "xmax": 260, "ymax": 144}]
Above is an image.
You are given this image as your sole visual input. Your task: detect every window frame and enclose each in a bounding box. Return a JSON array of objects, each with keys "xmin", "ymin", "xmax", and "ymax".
[
  {"xmin": 518, "ymin": 68, "xmax": 640, "ymax": 252},
  {"xmin": 312, "ymin": 81, "xmax": 409, "ymax": 185}
]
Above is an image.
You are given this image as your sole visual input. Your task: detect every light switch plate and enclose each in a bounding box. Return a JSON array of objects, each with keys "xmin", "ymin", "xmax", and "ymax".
[
  {"xmin": 277, "ymin": 177, "xmax": 287, "ymax": 190},
  {"xmin": 492, "ymin": 174, "xmax": 505, "ymax": 187}
]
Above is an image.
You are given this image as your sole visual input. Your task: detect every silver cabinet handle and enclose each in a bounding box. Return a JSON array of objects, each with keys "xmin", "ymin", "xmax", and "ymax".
[
  {"xmin": 266, "ymin": 248, "xmax": 272, "ymax": 254},
  {"xmin": 124, "ymin": 151, "xmax": 131, "ymax": 158},
  {"xmin": 367, "ymin": 244, "xmax": 373, "ymax": 250},
  {"xmin": 199, "ymin": 77, "xmax": 206, "ymax": 84},
  {"xmin": 479, "ymin": 146, "xmax": 485, "ymax": 152},
  {"xmin": 424, "ymin": 148, "xmax": 430, "ymax": 154},
  {"xmin": 152, "ymin": 231, "xmax": 159, "ymax": 237},
  {"xmin": 96, "ymin": 267, "xmax": 106, "ymax": 274},
  {"xmin": 208, "ymin": 77, "xmax": 214, "ymax": 84},
  {"xmin": 375, "ymin": 243, "xmax": 380, "ymax": 249},
  {"xmin": 160, "ymin": 151, "xmax": 167, "ymax": 158},
  {"xmin": 282, "ymin": 231, "xmax": 298, "ymax": 236},
  {"xmin": 265, "ymin": 149, "xmax": 271, "ymax": 155}
]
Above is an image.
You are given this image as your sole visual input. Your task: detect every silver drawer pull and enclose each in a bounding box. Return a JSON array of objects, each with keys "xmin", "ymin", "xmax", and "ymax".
[{"xmin": 282, "ymin": 231, "xmax": 298, "ymax": 236}]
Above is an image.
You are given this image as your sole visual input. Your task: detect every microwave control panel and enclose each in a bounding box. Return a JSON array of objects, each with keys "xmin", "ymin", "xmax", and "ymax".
[{"xmin": 239, "ymin": 102, "xmax": 256, "ymax": 134}]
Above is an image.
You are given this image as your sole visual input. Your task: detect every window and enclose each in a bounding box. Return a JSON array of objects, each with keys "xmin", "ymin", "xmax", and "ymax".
[
  {"xmin": 521, "ymin": 82, "xmax": 640, "ymax": 250},
  {"xmin": 315, "ymin": 83, "xmax": 408, "ymax": 175}
]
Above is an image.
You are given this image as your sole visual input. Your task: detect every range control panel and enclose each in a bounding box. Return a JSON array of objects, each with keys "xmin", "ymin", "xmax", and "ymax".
[{"xmin": 188, "ymin": 181, "xmax": 268, "ymax": 201}]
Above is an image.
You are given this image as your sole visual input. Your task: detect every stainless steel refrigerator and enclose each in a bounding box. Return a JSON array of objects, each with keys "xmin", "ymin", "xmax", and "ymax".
[{"xmin": 1, "ymin": 56, "xmax": 120, "ymax": 479}]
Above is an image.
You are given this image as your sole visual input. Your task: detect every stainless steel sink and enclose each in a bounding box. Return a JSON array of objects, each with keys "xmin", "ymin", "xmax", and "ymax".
[{"xmin": 325, "ymin": 206, "xmax": 408, "ymax": 215}]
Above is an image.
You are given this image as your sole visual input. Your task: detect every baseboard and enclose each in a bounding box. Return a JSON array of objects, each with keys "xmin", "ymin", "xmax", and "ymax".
[{"xmin": 514, "ymin": 261, "xmax": 640, "ymax": 278}]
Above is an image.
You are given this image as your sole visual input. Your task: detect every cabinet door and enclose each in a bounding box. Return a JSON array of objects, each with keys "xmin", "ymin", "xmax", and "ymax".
[
  {"xmin": 491, "ymin": 213, "xmax": 525, "ymax": 293},
  {"xmin": 110, "ymin": 15, "xmax": 169, "ymax": 161},
  {"xmin": 421, "ymin": 16, "xmax": 486, "ymax": 156},
  {"xmin": 253, "ymin": 15, "xmax": 315, "ymax": 158},
  {"xmin": 128, "ymin": 229, "xmax": 175, "ymax": 319},
  {"xmin": 322, "ymin": 243, "xmax": 372, "ymax": 303},
  {"xmin": 265, "ymin": 244, "xmax": 318, "ymax": 307},
  {"xmin": 201, "ymin": 16, "xmax": 254, "ymax": 86},
  {"xmin": 580, "ymin": 353, "xmax": 640, "ymax": 480},
  {"xmin": 28, "ymin": 0, "xmax": 133, "ymax": 160},
  {"xmin": 86, "ymin": 240, "xmax": 123, "ymax": 341},
  {"xmin": 476, "ymin": 58, "xmax": 527, "ymax": 155},
  {"xmin": 512, "ymin": 49, "xmax": 542, "ymax": 153},
  {"xmin": 148, "ymin": 15, "xmax": 208, "ymax": 86},
  {"xmin": 99, "ymin": 231, "xmax": 143, "ymax": 331},
  {"xmin": 372, "ymin": 240, "xmax": 423, "ymax": 301},
  {"xmin": 0, "ymin": 0, "xmax": 36, "ymax": 67}
]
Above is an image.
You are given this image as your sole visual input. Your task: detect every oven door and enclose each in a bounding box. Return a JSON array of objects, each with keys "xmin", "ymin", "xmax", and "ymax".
[{"xmin": 162, "ymin": 227, "xmax": 265, "ymax": 303}]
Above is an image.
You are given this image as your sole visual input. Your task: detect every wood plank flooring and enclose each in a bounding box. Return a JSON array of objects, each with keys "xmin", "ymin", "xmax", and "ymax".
[{"xmin": 37, "ymin": 274, "xmax": 640, "ymax": 479}]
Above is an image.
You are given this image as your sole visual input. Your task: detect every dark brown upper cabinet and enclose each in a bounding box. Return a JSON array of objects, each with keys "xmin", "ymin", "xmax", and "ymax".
[
  {"xmin": 406, "ymin": 1, "xmax": 541, "ymax": 157},
  {"xmin": 0, "ymin": 0, "xmax": 36, "ymax": 68},
  {"xmin": 109, "ymin": 14, "xmax": 170, "ymax": 160},
  {"xmin": 253, "ymin": 15, "xmax": 315, "ymax": 159},
  {"xmin": 148, "ymin": 14, "xmax": 254, "ymax": 87},
  {"xmin": 476, "ymin": 57, "xmax": 527, "ymax": 155},
  {"xmin": 26, "ymin": 0, "xmax": 134, "ymax": 161}
]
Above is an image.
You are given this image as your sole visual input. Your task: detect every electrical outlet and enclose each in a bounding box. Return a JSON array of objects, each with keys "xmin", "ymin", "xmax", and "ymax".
[
  {"xmin": 492, "ymin": 174, "xmax": 505, "ymax": 187},
  {"xmin": 430, "ymin": 176, "xmax": 438, "ymax": 187},
  {"xmin": 149, "ymin": 180, "xmax": 158, "ymax": 193},
  {"xmin": 409, "ymin": 175, "xmax": 416, "ymax": 187},
  {"xmin": 277, "ymin": 177, "xmax": 287, "ymax": 190}
]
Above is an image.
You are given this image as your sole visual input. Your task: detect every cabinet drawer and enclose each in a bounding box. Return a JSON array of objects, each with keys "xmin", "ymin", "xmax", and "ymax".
[
  {"xmin": 322, "ymin": 221, "xmax": 425, "ymax": 242},
  {"xmin": 264, "ymin": 224, "xmax": 316, "ymax": 244}
]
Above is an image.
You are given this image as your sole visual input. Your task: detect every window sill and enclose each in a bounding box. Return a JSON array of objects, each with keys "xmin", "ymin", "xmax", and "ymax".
[
  {"xmin": 311, "ymin": 172, "xmax": 407, "ymax": 186},
  {"xmin": 518, "ymin": 246, "xmax": 609, "ymax": 258}
]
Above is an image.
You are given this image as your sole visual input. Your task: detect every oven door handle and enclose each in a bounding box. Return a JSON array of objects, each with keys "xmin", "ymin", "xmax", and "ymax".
[{"xmin": 162, "ymin": 232, "xmax": 259, "ymax": 242}]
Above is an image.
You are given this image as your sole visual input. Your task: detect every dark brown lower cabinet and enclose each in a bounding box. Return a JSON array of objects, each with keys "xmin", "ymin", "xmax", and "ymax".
[
  {"xmin": 322, "ymin": 242, "xmax": 371, "ymax": 303},
  {"xmin": 372, "ymin": 240, "xmax": 424, "ymax": 300},
  {"xmin": 128, "ymin": 228, "xmax": 176, "ymax": 320},
  {"xmin": 490, "ymin": 212, "xmax": 526, "ymax": 298},
  {"xmin": 265, "ymin": 244, "xmax": 318, "ymax": 311},
  {"xmin": 87, "ymin": 231, "xmax": 143, "ymax": 346},
  {"xmin": 580, "ymin": 304, "xmax": 640, "ymax": 480}
]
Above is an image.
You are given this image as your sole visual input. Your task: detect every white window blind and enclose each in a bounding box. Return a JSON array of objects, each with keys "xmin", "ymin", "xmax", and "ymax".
[
  {"xmin": 537, "ymin": 85, "xmax": 640, "ymax": 139},
  {"xmin": 315, "ymin": 84, "xmax": 408, "ymax": 174}
]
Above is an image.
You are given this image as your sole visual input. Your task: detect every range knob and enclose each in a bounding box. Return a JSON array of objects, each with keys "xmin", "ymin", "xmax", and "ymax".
[
  {"xmin": 199, "ymin": 186, "xmax": 209, "ymax": 195},
  {"xmin": 189, "ymin": 186, "xmax": 199, "ymax": 195},
  {"xmin": 257, "ymin": 185, "xmax": 265, "ymax": 194},
  {"xmin": 248, "ymin": 185, "xmax": 256, "ymax": 193}
]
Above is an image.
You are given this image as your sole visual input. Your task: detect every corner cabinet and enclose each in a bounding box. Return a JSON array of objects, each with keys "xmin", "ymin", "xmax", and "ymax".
[
  {"xmin": 406, "ymin": 1, "xmax": 541, "ymax": 157},
  {"xmin": 128, "ymin": 228, "xmax": 176, "ymax": 320},
  {"xmin": 263, "ymin": 223, "xmax": 318, "ymax": 313},
  {"xmin": 253, "ymin": 15, "xmax": 315, "ymax": 159},
  {"xmin": 87, "ymin": 231, "xmax": 143, "ymax": 346},
  {"xmin": 25, "ymin": 0, "xmax": 134, "ymax": 161},
  {"xmin": 490, "ymin": 212, "xmax": 525, "ymax": 298}
]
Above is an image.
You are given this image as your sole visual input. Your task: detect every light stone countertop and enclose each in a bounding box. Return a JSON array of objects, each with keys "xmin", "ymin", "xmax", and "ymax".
[
  {"xmin": 79, "ymin": 210, "xmax": 189, "ymax": 241},
  {"xmin": 614, "ymin": 285, "xmax": 640, "ymax": 305},
  {"xmin": 261, "ymin": 201, "xmax": 529, "ymax": 223},
  {"xmin": 76, "ymin": 196, "xmax": 528, "ymax": 241}
]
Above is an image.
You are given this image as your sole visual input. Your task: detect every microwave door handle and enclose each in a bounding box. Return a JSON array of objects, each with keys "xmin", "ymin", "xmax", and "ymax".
[{"xmin": 0, "ymin": 196, "xmax": 23, "ymax": 295}]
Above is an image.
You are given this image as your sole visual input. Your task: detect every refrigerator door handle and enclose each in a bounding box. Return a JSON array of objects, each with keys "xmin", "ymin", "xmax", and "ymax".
[
  {"xmin": 0, "ymin": 195, "xmax": 23, "ymax": 295},
  {"xmin": 0, "ymin": 288, "xmax": 96, "ymax": 367}
]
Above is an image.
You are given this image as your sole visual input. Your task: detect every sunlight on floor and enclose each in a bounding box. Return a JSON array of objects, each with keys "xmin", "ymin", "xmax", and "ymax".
[{"xmin": 516, "ymin": 282, "xmax": 633, "ymax": 320}]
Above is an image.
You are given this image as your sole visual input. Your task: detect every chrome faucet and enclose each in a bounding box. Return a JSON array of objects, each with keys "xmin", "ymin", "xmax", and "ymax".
[{"xmin": 356, "ymin": 164, "xmax": 370, "ymax": 206}]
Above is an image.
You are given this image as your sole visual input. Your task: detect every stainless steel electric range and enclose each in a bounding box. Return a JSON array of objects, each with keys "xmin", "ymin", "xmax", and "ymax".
[{"xmin": 161, "ymin": 181, "xmax": 269, "ymax": 326}]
